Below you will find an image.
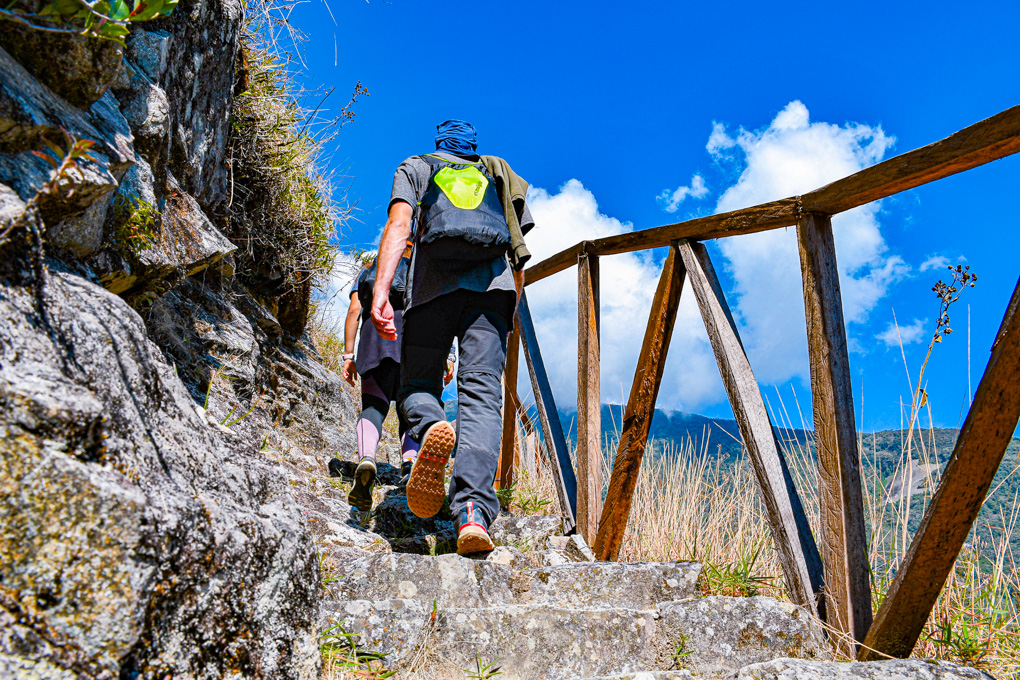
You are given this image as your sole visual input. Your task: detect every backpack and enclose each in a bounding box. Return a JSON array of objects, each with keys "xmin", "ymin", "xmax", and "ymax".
[
  {"xmin": 415, "ymin": 154, "xmax": 511, "ymax": 263},
  {"xmin": 356, "ymin": 256, "xmax": 410, "ymax": 313}
]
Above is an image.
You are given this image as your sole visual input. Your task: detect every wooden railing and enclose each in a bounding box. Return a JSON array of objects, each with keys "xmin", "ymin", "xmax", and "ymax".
[{"xmin": 496, "ymin": 104, "xmax": 1020, "ymax": 659}]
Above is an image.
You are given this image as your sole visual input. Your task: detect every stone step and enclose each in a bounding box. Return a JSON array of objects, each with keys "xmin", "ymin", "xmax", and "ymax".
[
  {"xmin": 328, "ymin": 552, "xmax": 703, "ymax": 611},
  {"xmin": 726, "ymin": 659, "xmax": 994, "ymax": 679},
  {"xmin": 320, "ymin": 594, "xmax": 828, "ymax": 680},
  {"xmin": 570, "ymin": 659, "xmax": 993, "ymax": 680},
  {"xmin": 572, "ymin": 673, "xmax": 696, "ymax": 680},
  {"xmin": 518, "ymin": 561, "xmax": 702, "ymax": 609},
  {"xmin": 327, "ymin": 552, "xmax": 516, "ymax": 609},
  {"xmin": 321, "ymin": 600, "xmax": 658, "ymax": 680},
  {"xmin": 653, "ymin": 596, "xmax": 828, "ymax": 679}
]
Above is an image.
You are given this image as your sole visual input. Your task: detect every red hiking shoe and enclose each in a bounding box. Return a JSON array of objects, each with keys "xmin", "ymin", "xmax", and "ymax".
[{"xmin": 457, "ymin": 502, "xmax": 494, "ymax": 555}]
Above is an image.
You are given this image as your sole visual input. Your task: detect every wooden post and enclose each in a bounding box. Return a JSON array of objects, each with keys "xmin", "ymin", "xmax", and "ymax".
[
  {"xmin": 861, "ymin": 277, "xmax": 1020, "ymax": 660},
  {"xmin": 518, "ymin": 291, "xmax": 578, "ymax": 533},
  {"xmin": 577, "ymin": 249, "xmax": 602, "ymax": 544},
  {"xmin": 680, "ymin": 239, "xmax": 824, "ymax": 616},
  {"xmin": 498, "ymin": 325, "xmax": 521, "ymax": 490},
  {"xmin": 797, "ymin": 213, "xmax": 872, "ymax": 648},
  {"xmin": 594, "ymin": 243, "xmax": 685, "ymax": 561}
]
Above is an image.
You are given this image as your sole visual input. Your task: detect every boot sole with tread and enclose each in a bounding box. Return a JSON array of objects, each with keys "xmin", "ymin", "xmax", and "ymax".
[
  {"xmin": 406, "ymin": 421, "xmax": 456, "ymax": 519},
  {"xmin": 347, "ymin": 459, "xmax": 377, "ymax": 512},
  {"xmin": 457, "ymin": 524, "xmax": 495, "ymax": 555}
]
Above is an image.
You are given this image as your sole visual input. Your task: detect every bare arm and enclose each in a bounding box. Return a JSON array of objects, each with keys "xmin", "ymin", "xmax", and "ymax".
[
  {"xmin": 341, "ymin": 292, "xmax": 361, "ymax": 385},
  {"xmin": 371, "ymin": 201, "xmax": 413, "ymax": 340}
]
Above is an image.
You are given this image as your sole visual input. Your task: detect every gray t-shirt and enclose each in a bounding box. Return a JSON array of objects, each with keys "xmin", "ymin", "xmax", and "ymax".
[{"xmin": 390, "ymin": 151, "xmax": 535, "ymax": 311}]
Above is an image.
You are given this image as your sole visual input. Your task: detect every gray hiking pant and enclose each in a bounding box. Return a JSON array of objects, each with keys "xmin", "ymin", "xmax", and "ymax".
[{"xmin": 398, "ymin": 289, "xmax": 516, "ymax": 525}]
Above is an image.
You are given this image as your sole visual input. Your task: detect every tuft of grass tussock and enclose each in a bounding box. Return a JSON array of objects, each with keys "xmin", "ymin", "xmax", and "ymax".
[{"xmin": 227, "ymin": 0, "xmax": 365, "ymax": 333}]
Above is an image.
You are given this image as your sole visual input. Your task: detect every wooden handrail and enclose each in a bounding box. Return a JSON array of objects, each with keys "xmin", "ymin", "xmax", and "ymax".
[
  {"xmin": 507, "ymin": 104, "xmax": 1020, "ymax": 660},
  {"xmin": 524, "ymin": 105, "xmax": 1020, "ymax": 285}
]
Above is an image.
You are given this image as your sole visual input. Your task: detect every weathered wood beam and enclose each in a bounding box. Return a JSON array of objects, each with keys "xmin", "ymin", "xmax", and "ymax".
[
  {"xmin": 680, "ymin": 239, "xmax": 824, "ymax": 616},
  {"xmin": 860, "ymin": 276, "xmax": 1020, "ymax": 660},
  {"xmin": 498, "ymin": 325, "xmax": 521, "ymax": 490},
  {"xmin": 804, "ymin": 105, "xmax": 1020, "ymax": 215},
  {"xmin": 797, "ymin": 213, "xmax": 872, "ymax": 649},
  {"xmin": 525, "ymin": 105, "xmax": 1020, "ymax": 285},
  {"xmin": 577, "ymin": 250, "xmax": 602, "ymax": 545},
  {"xmin": 593, "ymin": 243, "xmax": 686, "ymax": 561},
  {"xmin": 525, "ymin": 200, "xmax": 799, "ymax": 285},
  {"xmin": 518, "ymin": 291, "xmax": 578, "ymax": 533}
]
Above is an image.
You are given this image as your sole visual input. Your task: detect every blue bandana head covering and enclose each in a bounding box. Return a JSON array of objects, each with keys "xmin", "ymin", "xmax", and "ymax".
[{"xmin": 435, "ymin": 119, "xmax": 477, "ymax": 156}]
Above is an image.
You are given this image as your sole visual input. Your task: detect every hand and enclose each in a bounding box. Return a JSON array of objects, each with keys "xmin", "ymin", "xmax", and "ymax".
[
  {"xmin": 371, "ymin": 297, "xmax": 397, "ymax": 341},
  {"xmin": 341, "ymin": 357, "xmax": 357, "ymax": 386},
  {"xmin": 443, "ymin": 359, "xmax": 455, "ymax": 386}
]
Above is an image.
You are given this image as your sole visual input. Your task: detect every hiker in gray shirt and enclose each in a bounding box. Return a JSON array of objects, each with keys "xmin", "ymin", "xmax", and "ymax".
[{"xmin": 370, "ymin": 120, "xmax": 534, "ymax": 555}]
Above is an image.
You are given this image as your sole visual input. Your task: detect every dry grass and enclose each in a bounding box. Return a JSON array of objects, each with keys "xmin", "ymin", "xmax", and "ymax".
[
  {"xmin": 228, "ymin": 0, "xmax": 365, "ymax": 333},
  {"xmin": 506, "ymin": 394, "xmax": 1020, "ymax": 677}
]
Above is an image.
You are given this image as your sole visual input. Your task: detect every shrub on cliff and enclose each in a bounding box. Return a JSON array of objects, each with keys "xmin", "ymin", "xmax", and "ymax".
[{"xmin": 226, "ymin": 0, "xmax": 365, "ymax": 336}]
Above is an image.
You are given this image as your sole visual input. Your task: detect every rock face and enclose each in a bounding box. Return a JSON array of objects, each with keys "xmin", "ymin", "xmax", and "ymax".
[
  {"xmin": 0, "ymin": 266, "xmax": 320, "ymax": 678},
  {"xmin": 0, "ymin": 0, "xmax": 123, "ymax": 109},
  {"xmin": 0, "ymin": 0, "xmax": 359, "ymax": 673}
]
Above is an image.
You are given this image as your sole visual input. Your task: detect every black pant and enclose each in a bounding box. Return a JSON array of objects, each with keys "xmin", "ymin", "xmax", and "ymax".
[
  {"xmin": 399, "ymin": 289, "xmax": 515, "ymax": 524},
  {"xmin": 360, "ymin": 359, "xmax": 405, "ymax": 438}
]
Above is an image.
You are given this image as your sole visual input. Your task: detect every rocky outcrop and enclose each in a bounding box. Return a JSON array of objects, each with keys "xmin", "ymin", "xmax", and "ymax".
[
  {"xmin": 0, "ymin": 0, "xmax": 122, "ymax": 109},
  {"xmin": 0, "ymin": 265, "xmax": 320, "ymax": 678},
  {"xmin": 0, "ymin": 0, "xmax": 359, "ymax": 673}
]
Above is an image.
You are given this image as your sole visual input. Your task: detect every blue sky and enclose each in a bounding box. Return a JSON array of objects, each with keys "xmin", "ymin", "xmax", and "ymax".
[{"xmin": 291, "ymin": 1, "xmax": 1019, "ymax": 432}]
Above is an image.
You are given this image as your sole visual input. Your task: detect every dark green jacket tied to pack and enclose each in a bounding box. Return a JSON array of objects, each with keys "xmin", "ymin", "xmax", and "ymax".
[{"xmin": 416, "ymin": 154, "xmax": 511, "ymax": 264}]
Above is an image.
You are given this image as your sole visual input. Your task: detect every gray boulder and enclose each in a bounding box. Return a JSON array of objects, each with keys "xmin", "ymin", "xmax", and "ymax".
[
  {"xmin": 653, "ymin": 596, "xmax": 828, "ymax": 678},
  {"xmin": 0, "ymin": 266, "xmax": 320, "ymax": 679},
  {"xmin": 490, "ymin": 515, "xmax": 565, "ymax": 549},
  {"xmin": 0, "ymin": 46, "xmax": 134, "ymax": 233},
  {"xmin": 0, "ymin": 0, "xmax": 123, "ymax": 109}
]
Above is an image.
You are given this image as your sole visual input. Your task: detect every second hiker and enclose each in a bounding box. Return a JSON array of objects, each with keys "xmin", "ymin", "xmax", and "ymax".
[
  {"xmin": 338, "ymin": 248, "xmax": 454, "ymax": 511},
  {"xmin": 370, "ymin": 119, "xmax": 534, "ymax": 555}
]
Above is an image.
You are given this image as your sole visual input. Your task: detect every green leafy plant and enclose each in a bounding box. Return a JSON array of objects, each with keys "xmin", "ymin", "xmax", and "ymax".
[
  {"xmin": 670, "ymin": 632, "xmax": 694, "ymax": 670},
  {"xmin": 0, "ymin": 0, "xmax": 178, "ymax": 44},
  {"xmin": 111, "ymin": 194, "xmax": 158, "ymax": 253},
  {"xmin": 495, "ymin": 483, "xmax": 515, "ymax": 511},
  {"xmin": 319, "ymin": 621, "xmax": 394, "ymax": 679},
  {"xmin": 461, "ymin": 654, "xmax": 502, "ymax": 680},
  {"xmin": 701, "ymin": 541, "xmax": 775, "ymax": 597}
]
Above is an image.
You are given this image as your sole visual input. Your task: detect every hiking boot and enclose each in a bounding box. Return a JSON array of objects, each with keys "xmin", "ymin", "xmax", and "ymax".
[
  {"xmin": 406, "ymin": 420, "xmax": 456, "ymax": 519},
  {"xmin": 456, "ymin": 502, "xmax": 494, "ymax": 555},
  {"xmin": 347, "ymin": 457, "xmax": 377, "ymax": 511},
  {"xmin": 398, "ymin": 460, "xmax": 413, "ymax": 487}
]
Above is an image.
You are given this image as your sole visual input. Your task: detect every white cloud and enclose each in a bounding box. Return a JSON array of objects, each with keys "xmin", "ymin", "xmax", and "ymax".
[
  {"xmin": 313, "ymin": 251, "xmax": 364, "ymax": 337},
  {"xmin": 657, "ymin": 174, "xmax": 709, "ymax": 213},
  {"xmin": 708, "ymin": 100, "xmax": 900, "ymax": 383},
  {"xmin": 876, "ymin": 317, "xmax": 929, "ymax": 347},
  {"xmin": 524, "ymin": 180, "xmax": 722, "ymax": 411},
  {"xmin": 919, "ymin": 254, "xmax": 950, "ymax": 272}
]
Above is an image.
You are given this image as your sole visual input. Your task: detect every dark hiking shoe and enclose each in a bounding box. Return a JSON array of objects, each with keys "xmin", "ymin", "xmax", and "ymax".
[
  {"xmin": 347, "ymin": 457, "xmax": 377, "ymax": 511},
  {"xmin": 406, "ymin": 420, "xmax": 456, "ymax": 519},
  {"xmin": 456, "ymin": 501, "xmax": 494, "ymax": 555},
  {"xmin": 398, "ymin": 460, "xmax": 413, "ymax": 487},
  {"xmin": 327, "ymin": 457, "xmax": 344, "ymax": 478}
]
